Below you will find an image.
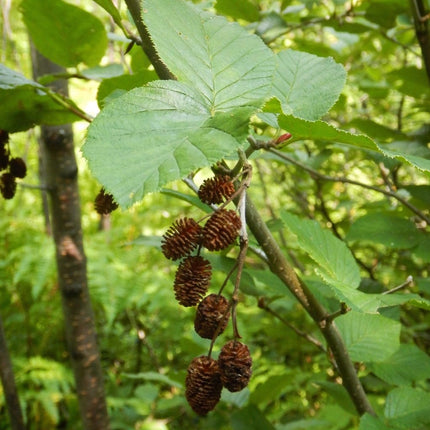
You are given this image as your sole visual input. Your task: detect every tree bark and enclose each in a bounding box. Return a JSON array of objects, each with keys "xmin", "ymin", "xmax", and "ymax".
[
  {"xmin": 0, "ymin": 313, "xmax": 25, "ymax": 430},
  {"xmin": 31, "ymin": 49, "xmax": 110, "ymax": 430}
]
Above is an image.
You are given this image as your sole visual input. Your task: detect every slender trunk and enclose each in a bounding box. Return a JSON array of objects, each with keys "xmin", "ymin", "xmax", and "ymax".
[
  {"xmin": 31, "ymin": 48, "xmax": 110, "ymax": 430},
  {"xmin": 0, "ymin": 313, "xmax": 25, "ymax": 430}
]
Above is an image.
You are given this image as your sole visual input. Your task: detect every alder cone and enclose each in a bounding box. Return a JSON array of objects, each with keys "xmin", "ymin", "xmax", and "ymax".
[
  {"xmin": 198, "ymin": 175, "xmax": 235, "ymax": 205},
  {"xmin": 185, "ymin": 356, "xmax": 222, "ymax": 415},
  {"xmin": 0, "ymin": 146, "xmax": 9, "ymax": 171},
  {"xmin": 94, "ymin": 188, "xmax": 118, "ymax": 215},
  {"xmin": 9, "ymin": 157, "xmax": 27, "ymax": 179},
  {"xmin": 0, "ymin": 172, "xmax": 17, "ymax": 199},
  {"xmin": 202, "ymin": 209, "xmax": 241, "ymax": 251},
  {"xmin": 194, "ymin": 294, "xmax": 230, "ymax": 339},
  {"xmin": 219, "ymin": 340, "xmax": 252, "ymax": 392},
  {"xmin": 174, "ymin": 256, "xmax": 211, "ymax": 307},
  {"xmin": 161, "ymin": 217, "xmax": 202, "ymax": 260}
]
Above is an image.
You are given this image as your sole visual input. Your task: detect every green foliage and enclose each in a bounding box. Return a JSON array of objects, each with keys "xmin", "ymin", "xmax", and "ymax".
[
  {"xmin": 272, "ymin": 50, "xmax": 346, "ymax": 120},
  {"xmin": 0, "ymin": 64, "xmax": 79, "ymax": 132},
  {"xmin": 1, "ymin": 0, "xmax": 430, "ymax": 429},
  {"xmin": 21, "ymin": 0, "xmax": 108, "ymax": 67}
]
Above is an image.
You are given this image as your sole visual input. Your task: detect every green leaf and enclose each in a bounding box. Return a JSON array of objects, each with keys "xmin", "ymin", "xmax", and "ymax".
[
  {"xmin": 315, "ymin": 381, "xmax": 356, "ymax": 415},
  {"xmin": 278, "ymin": 115, "xmax": 378, "ymax": 151},
  {"xmin": 80, "ymin": 64, "xmax": 124, "ymax": 80},
  {"xmin": 93, "ymin": 0, "xmax": 126, "ymax": 32},
  {"xmin": 336, "ymin": 311, "xmax": 400, "ymax": 362},
  {"xmin": 278, "ymin": 115, "xmax": 430, "ymax": 172},
  {"xmin": 359, "ymin": 413, "xmax": 392, "ymax": 430},
  {"xmin": 83, "ymin": 80, "xmax": 252, "ymax": 207},
  {"xmin": 142, "ymin": 0, "xmax": 275, "ymax": 109},
  {"xmin": 231, "ymin": 404, "xmax": 275, "ymax": 430},
  {"xmin": 385, "ymin": 387, "xmax": 430, "ymax": 429},
  {"xmin": 364, "ymin": 0, "xmax": 407, "ymax": 28},
  {"xmin": 346, "ymin": 213, "xmax": 421, "ymax": 249},
  {"xmin": 379, "ymin": 141, "xmax": 430, "ymax": 173},
  {"xmin": 0, "ymin": 64, "xmax": 79, "ymax": 132},
  {"xmin": 97, "ymin": 71, "xmax": 156, "ymax": 108},
  {"xmin": 21, "ymin": 0, "xmax": 107, "ymax": 67},
  {"xmin": 160, "ymin": 188, "xmax": 212, "ymax": 213},
  {"xmin": 280, "ymin": 211, "xmax": 361, "ymax": 302},
  {"xmin": 369, "ymin": 344, "xmax": 430, "ymax": 386},
  {"xmin": 122, "ymin": 371, "xmax": 183, "ymax": 388},
  {"xmin": 272, "ymin": 50, "xmax": 346, "ymax": 120},
  {"xmin": 215, "ymin": 0, "xmax": 260, "ymax": 22}
]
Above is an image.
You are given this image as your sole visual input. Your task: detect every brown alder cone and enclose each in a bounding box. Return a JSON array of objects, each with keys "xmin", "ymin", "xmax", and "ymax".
[
  {"xmin": 202, "ymin": 209, "xmax": 241, "ymax": 251},
  {"xmin": 161, "ymin": 217, "xmax": 202, "ymax": 260},
  {"xmin": 0, "ymin": 172, "xmax": 17, "ymax": 200},
  {"xmin": 194, "ymin": 294, "xmax": 230, "ymax": 339},
  {"xmin": 0, "ymin": 146, "xmax": 9, "ymax": 171},
  {"xmin": 218, "ymin": 340, "xmax": 252, "ymax": 392},
  {"xmin": 174, "ymin": 256, "xmax": 212, "ymax": 307},
  {"xmin": 185, "ymin": 356, "xmax": 222, "ymax": 415},
  {"xmin": 9, "ymin": 157, "xmax": 27, "ymax": 179},
  {"xmin": 94, "ymin": 188, "xmax": 118, "ymax": 215},
  {"xmin": 198, "ymin": 175, "xmax": 235, "ymax": 205}
]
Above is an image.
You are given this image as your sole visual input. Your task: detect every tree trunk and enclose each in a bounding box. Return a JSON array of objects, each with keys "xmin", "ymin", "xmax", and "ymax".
[
  {"xmin": 0, "ymin": 313, "xmax": 25, "ymax": 430},
  {"xmin": 31, "ymin": 48, "xmax": 110, "ymax": 430}
]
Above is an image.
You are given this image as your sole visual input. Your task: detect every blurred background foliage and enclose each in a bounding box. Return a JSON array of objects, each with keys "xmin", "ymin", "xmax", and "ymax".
[{"xmin": 0, "ymin": 0, "xmax": 429, "ymax": 429}]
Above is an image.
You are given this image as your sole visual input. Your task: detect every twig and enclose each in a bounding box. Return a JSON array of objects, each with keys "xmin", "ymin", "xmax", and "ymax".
[
  {"xmin": 269, "ymin": 148, "xmax": 430, "ymax": 226},
  {"xmin": 382, "ymin": 275, "xmax": 414, "ymax": 295},
  {"xmin": 322, "ymin": 303, "xmax": 351, "ymax": 324},
  {"xmin": 18, "ymin": 182, "xmax": 53, "ymax": 191},
  {"xmin": 258, "ymin": 297, "xmax": 329, "ymax": 356}
]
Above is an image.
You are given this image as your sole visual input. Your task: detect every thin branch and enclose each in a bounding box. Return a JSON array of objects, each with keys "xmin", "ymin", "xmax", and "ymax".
[
  {"xmin": 382, "ymin": 275, "xmax": 414, "ymax": 295},
  {"xmin": 269, "ymin": 148, "xmax": 430, "ymax": 226},
  {"xmin": 258, "ymin": 297, "xmax": 328, "ymax": 355},
  {"xmin": 410, "ymin": 0, "xmax": 430, "ymax": 82}
]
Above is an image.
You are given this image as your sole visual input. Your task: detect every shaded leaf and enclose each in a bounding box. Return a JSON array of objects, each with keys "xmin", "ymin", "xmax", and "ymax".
[
  {"xmin": 0, "ymin": 64, "xmax": 79, "ymax": 132},
  {"xmin": 346, "ymin": 213, "xmax": 421, "ymax": 249},
  {"xmin": 21, "ymin": 0, "xmax": 107, "ymax": 67},
  {"xmin": 369, "ymin": 344, "xmax": 430, "ymax": 386},
  {"xmin": 385, "ymin": 387, "xmax": 430, "ymax": 429},
  {"xmin": 215, "ymin": 0, "xmax": 260, "ymax": 22},
  {"xmin": 231, "ymin": 404, "xmax": 275, "ymax": 430}
]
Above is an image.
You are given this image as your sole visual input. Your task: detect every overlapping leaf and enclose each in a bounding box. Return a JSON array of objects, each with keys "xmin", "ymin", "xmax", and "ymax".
[
  {"xmin": 0, "ymin": 64, "xmax": 79, "ymax": 132},
  {"xmin": 83, "ymin": 81, "xmax": 253, "ymax": 207},
  {"xmin": 84, "ymin": 0, "xmax": 275, "ymax": 207}
]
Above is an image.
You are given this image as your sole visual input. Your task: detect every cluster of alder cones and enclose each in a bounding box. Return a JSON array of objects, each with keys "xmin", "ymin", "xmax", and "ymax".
[
  {"xmin": 0, "ymin": 130, "xmax": 27, "ymax": 200},
  {"xmin": 161, "ymin": 174, "xmax": 252, "ymax": 415}
]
